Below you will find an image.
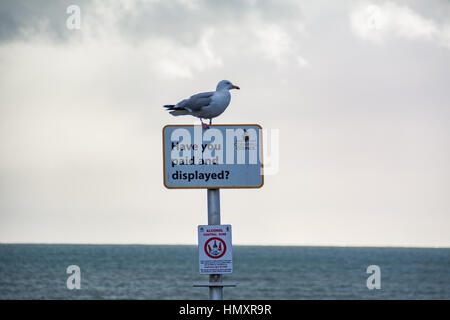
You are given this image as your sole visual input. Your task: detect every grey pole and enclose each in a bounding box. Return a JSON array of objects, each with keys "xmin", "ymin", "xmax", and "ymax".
[{"xmin": 207, "ymin": 188, "xmax": 223, "ymax": 300}]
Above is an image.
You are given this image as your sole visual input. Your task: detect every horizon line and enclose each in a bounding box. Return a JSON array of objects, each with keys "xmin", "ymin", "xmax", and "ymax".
[{"xmin": 0, "ymin": 242, "xmax": 448, "ymax": 249}]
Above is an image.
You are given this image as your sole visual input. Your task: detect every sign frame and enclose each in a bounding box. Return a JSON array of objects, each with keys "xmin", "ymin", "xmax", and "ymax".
[{"xmin": 162, "ymin": 124, "xmax": 264, "ymax": 189}]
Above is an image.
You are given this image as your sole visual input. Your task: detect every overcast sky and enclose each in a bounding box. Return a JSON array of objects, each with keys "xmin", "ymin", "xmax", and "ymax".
[{"xmin": 0, "ymin": 0, "xmax": 449, "ymax": 247}]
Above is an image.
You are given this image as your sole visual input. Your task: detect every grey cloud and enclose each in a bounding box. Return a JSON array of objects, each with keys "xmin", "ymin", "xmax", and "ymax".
[
  {"xmin": 115, "ymin": 0, "xmax": 303, "ymax": 41},
  {"xmin": 1, "ymin": 0, "xmax": 449, "ymax": 46}
]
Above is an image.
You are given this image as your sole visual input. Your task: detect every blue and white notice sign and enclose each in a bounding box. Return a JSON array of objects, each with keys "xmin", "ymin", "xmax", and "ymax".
[{"xmin": 163, "ymin": 124, "xmax": 263, "ymax": 188}]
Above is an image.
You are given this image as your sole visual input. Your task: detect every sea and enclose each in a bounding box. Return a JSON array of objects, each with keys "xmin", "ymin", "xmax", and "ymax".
[{"xmin": 0, "ymin": 244, "xmax": 449, "ymax": 300}]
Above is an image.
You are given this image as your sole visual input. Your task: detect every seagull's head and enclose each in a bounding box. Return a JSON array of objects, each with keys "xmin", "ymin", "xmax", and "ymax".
[{"xmin": 217, "ymin": 80, "xmax": 240, "ymax": 91}]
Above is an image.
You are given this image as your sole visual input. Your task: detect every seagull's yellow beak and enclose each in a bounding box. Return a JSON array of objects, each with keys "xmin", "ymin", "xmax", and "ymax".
[{"xmin": 232, "ymin": 85, "xmax": 240, "ymax": 90}]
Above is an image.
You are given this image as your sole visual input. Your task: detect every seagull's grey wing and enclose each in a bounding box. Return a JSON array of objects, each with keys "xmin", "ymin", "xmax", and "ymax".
[{"xmin": 177, "ymin": 91, "xmax": 214, "ymax": 112}]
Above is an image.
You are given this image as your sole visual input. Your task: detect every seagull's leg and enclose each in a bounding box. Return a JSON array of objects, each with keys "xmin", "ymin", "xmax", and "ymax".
[{"xmin": 200, "ymin": 118, "xmax": 209, "ymax": 129}]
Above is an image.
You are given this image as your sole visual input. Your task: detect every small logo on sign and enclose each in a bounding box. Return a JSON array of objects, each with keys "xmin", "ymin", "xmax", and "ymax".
[
  {"xmin": 234, "ymin": 129, "xmax": 257, "ymax": 151},
  {"xmin": 204, "ymin": 237, "xmax": 226, "ymax": 259}
]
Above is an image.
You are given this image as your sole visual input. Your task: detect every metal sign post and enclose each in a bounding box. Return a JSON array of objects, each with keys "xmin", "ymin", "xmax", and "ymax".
[{"xmin": 207, "ymin": 188, "xmax": 222, "ymax": 300}]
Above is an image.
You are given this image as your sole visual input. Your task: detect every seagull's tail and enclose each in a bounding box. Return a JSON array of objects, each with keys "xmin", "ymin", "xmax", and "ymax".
[{"xmin": 163, "ymin": 105, "xmax": 189, "ymax": 116}]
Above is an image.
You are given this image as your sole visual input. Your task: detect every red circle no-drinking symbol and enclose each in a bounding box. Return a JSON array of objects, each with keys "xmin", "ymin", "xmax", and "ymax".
[{"xmin": 204, "ymin": 237, "xmax": 227, "ymax": 259}]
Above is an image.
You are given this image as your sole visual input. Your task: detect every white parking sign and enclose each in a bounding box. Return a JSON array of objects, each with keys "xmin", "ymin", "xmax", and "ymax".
[{"xmin": 198, "ymin": 225, "xmax": 232, "ymax": 274}]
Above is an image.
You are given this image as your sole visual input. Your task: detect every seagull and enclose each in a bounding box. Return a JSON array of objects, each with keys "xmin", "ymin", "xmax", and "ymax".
[{"xmin": 163, "ymin": 80, "xmax": 240, "ymax": 129}]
